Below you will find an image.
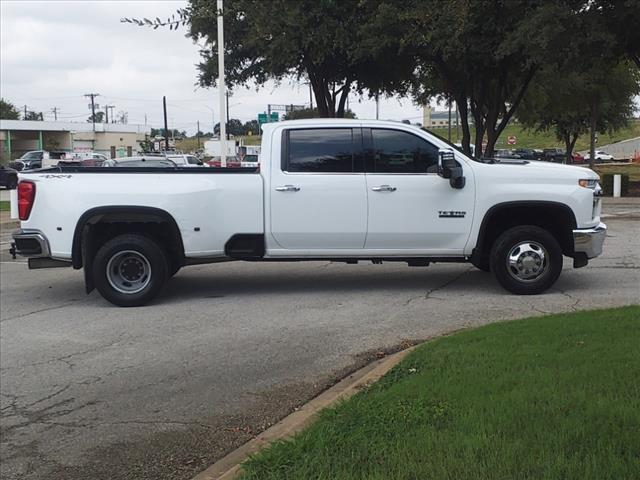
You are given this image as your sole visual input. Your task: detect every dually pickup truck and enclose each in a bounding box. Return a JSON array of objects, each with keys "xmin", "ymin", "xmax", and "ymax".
[{"xmin": 11, "ymin": 119, "xmax": 606, "ymax": 307}]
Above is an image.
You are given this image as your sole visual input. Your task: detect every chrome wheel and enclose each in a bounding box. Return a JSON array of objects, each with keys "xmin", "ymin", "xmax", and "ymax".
[
  {"xmin": 506, "ymin": 241, "xmax": 548, "ymax": 283},
  {"xmin": 106, "ymin": 250, "xmax": 152, "ymax": 294}
]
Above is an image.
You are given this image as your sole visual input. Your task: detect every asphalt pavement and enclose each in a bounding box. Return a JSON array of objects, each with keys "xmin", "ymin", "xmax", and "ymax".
[{"xmin": 1, "ymin": 201, "xmax": 638, "ymax": 480}]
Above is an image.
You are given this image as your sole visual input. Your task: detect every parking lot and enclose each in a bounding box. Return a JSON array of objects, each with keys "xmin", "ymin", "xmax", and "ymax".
[{"xmin": 1, "ymin": 201, "xmax": 639, "ymax": 480}]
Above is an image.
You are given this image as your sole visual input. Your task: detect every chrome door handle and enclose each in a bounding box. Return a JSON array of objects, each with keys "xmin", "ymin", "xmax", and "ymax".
[
  {"xmin": 372, "ymin": 185, "xmax": 397, "ymax": 192},
  {"xmin": 275, "ymin": 185, "xmax": 301, "ymax": 192}
]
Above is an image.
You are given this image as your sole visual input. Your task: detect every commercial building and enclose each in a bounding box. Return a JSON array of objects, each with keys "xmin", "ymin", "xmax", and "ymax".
[
  {"xmin": 0, "ymin": 119, "xmax": 151, "ymax": 162},
  {"xmin": 422, "ymin": 105, "xmax": 464, "ymax": 129}
]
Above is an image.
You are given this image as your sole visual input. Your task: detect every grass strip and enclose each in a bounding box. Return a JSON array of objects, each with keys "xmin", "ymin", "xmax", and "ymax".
[{"xmin": 241, "ymin": 306, "xmax": 640, "ymax": 480}]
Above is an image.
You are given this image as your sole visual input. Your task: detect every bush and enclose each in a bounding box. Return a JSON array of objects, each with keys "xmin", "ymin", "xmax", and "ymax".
[{"xmin": 601, "ymin": 173, "xmax": 630, "ymax": 196}]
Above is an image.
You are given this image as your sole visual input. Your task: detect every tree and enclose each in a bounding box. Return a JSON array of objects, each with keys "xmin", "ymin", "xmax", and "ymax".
[
  {"xmin": 24, "ymin": 111, "xmax": 44, "ymax": 121},
  {"xmin": 370, "ymin": 0, "xmax": 588, "ymax": 157},
  {"xmin": 597, "ymin": 0, "xmax": 640, "ymax": 69},
  {"xmin": 214, "ymin": 118, "xmax": 245, "ymax": 136},
  {"xmin": 87, "ymin": 111, "xmax": 105, "ymax": 123},
  {"xmin": 0, "ymin": 98, "xmax": 20, "ymax": 120},
  {"xmin": 123, "ymin": 0, "xmax": 412, "ymax": 118},
  {"xmin": 243, "ymin": 119, "xmax": 260, "ymax": 136},
  {"xmin": 283, "ymin": 107, "xmax": 356, "ymax": 120}
]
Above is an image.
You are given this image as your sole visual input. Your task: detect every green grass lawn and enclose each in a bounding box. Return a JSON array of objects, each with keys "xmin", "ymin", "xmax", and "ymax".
[
  {"xmin": 594, "ymin": 163, "xmax": 640, "ymax": 182},
  {"xmin": 0, "ymin": 200, "xmax": 10, "ymax": 212},
  {"xmin": 241, "ymin": 306, "xmax": 640, "ymax": 480}
]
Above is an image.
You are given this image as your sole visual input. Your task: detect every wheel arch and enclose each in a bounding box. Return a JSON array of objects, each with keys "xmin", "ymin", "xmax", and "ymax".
[
  {"xmin": 471, "ymin": 201, "xmax": 577, "ymax": 267},
  {"xmin": 71, "ymin": 206, "xmax": 185, "ymax": 293}
]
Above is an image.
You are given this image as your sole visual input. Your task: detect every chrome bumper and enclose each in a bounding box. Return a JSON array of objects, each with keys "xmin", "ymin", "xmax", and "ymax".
[
  {"xmin": 11, "ymin": 229, "xmax": 51, "ymax": 258},
  {"xmin": 573, "ymin": 222, "xmax": 607, "ymax": 259}
]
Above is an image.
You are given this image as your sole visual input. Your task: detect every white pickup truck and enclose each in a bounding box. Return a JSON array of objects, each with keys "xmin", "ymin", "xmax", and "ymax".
[{"xmin": 11, "ymin": 119, "xmax": 606, "ymax": 307}]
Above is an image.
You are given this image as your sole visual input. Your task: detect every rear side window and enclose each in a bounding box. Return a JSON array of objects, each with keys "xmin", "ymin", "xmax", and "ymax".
[
  {"xmin": 187, "ymin": 156, "xmax": 200, "ymax": 165},
  {"xmin": 371, "ymin": 129, "xmax": 439, "ymax": 173},
  {"xmin": 285, "ymin": 128, "xmax": 355, "ymax": 173}
]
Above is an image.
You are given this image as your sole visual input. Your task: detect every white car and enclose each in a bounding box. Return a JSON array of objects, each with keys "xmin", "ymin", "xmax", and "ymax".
[
  {"xmin": 11, "ymin": 119, "xmax": 606, "ymax": 306},
  {"xmin": 584, "ymin": 151, "xmax": 614, "ymax": 162},
  {"xmin": 165, "ymin": 154, "xmax": 204, "ymax": 167}
]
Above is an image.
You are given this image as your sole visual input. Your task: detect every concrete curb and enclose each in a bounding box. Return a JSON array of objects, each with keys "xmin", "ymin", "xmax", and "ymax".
[{"xmin": 192, "ymin": 346, "xmax": 416, "ymax": 480}]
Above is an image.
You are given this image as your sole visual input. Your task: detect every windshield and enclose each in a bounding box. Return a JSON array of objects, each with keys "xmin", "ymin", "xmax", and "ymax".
[{"xmin": 21, "ymin": 151, "xmax": 41, "ymax": 160}]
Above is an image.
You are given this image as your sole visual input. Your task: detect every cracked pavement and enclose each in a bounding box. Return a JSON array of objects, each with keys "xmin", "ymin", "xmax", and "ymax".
[{"xmin": 1, "ymin": 202, "xmax": 639, "ymax": 480}]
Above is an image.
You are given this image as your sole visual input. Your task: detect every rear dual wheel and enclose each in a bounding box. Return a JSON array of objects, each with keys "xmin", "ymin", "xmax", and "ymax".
[{"xmin": 93, "ymin": 234, "xmax": 169, "ymax": 307}]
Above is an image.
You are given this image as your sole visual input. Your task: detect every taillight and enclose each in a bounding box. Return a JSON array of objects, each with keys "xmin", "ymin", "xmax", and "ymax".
[{"xmin": 18, "ymin": 181, "xmax": 36, "ymax": 220}]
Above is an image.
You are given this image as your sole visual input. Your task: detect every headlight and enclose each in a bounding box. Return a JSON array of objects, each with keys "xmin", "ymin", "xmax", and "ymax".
[{"xmin": 579, "ymin": 179, "xmax": 598, "ymax": 189}]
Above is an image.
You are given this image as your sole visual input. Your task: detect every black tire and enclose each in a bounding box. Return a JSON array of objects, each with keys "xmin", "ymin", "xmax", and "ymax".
[
  {"xmin": 93, "ymin": 234, "xmax": 168, "ymax": 307},
  {"xmin": 490, "ymin": 225, "xmax": 562, "ymax": 295}
]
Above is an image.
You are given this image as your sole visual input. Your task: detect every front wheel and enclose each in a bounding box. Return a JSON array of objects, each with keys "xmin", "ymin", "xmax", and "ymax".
[
  {"xmin": 490, "ymin": 226, "xmax": 562, "ymax": 295},
  {"xmin": 93, "ymin": 234, "xmax": 169, "ymax": 307}
]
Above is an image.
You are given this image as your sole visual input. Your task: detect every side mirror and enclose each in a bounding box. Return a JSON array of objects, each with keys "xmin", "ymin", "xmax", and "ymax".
[{"xmin": 438, "ymin": 150, "xmax": 465, "ymax": 189}]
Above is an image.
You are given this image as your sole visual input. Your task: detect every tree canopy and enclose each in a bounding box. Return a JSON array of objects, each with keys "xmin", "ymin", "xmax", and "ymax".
[
  {"xmin": 124, "ymin": 0, "xmax": 639, "ymax": 155},
  {"xmin": 0, "ymin": 98, "xmax": 20, "ymax": 120}
]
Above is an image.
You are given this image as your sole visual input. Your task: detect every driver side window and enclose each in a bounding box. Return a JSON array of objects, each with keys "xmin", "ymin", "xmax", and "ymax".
[{"xmin": 371, "ymin": 129, "xmax": 439, "ymax": 173}]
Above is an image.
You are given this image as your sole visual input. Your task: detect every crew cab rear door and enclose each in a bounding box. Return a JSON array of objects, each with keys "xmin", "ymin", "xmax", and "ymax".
[
  {"xmin": 363, "ymin": 127, "xmax": 475, "ymax": 254},
  {"xmin": 269, "ymin": 127, "xmax": 367, "ymax": 249}
]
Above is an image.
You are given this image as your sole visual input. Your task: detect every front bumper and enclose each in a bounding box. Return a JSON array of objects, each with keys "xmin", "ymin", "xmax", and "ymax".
[{"xmin": 573, "ymin": 222, "xmax": 607, "ymax": 259}]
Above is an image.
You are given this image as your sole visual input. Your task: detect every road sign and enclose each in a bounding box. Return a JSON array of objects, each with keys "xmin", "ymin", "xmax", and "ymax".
[
  {"xmin": 258, "ymin": 112, "xmax": 279, "ymax": 125},
  {"xmin": 507, "ymin": 135, "xmax": 517, "ymax": 145}
]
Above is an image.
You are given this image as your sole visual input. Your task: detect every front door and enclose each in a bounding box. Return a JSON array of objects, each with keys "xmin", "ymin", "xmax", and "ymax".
[
  {"xmin": 364, "ymin": 128, "xmax": 475, "ymax": 254},
  {"xmin": 269, "ymin": 127, "xmax": 367, "ymax": 250}
]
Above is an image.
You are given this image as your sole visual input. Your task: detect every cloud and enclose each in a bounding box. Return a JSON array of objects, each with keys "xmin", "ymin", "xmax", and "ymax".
[{"xmin": 0, "ymin": 0, "xmax": 422, "ymax": 133}]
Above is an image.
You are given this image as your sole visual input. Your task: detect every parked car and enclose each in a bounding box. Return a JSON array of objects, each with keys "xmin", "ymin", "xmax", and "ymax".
[
  {"xmin": 0, "ymin": 165, "xmax": 18, "ymax": 189},
  {"xmin": 543, "ymin": 148, "xmax": 566, "ymax": 163},
  {"xmin": 571, "ymin": 152, "xmax": 585, "ymax": 164},
  {"xmin": 205, "ymin": 157, "xmax": 242, "ymax": 168},
  {"xmin": 11, "ymin": 119, "xmax": 606, "ymax": 306},
  {"xmin": 14, "ymin": 150, "xmax": 47, "ymax": 169},
  {"xmin": 7, "ymin": 160, "xmax": 25, "ymax": 172},
  {"xmin": 584, "ymin": 151, "xmax": 614, "ymax": 162},
  {"xmin": 494, "ymin": 149, "xmax": 522, "ymax": 160},
  {"xmin": 239, "ymin": 153, "xmax": 259, "ymax": 168},
  {"xmin": 514, "ymin": 148, "xmax": 544, "ymax": 161},
  {"xmin": 101, "ymin": 157, "xmax": 178, "ymax": 168},
  {"xmin": 165, "ymin": 154, "xmax": 204, "ymax": 167}
]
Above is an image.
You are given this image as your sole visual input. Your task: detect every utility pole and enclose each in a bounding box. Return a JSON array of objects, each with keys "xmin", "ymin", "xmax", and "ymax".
[
  {"xmin": 84, "ymin": 93, "xmax": 100, "ymax": 131},
  {"xmin": 455, "ymin": 102, "xmax": 459, "ymax": 143},
  {"xmin": 197, "ymin": 120, "xmax": 201, "ymax": 148},
  {"xmin": 309, "ymin": 83, "xmax": 313, "ymax": 110},
  {"xmin": 226, "ymin": 90, "xmax": 230, "ymax": 140},
  {"xmin": 22, "ymin": 105, "xmax": 29, "ymax": 119},
  {"xmin": 217, "ymin": 0, "xmax": 227, "ymax": 167},
  {"xmin": 448, "ymin": 99, "xmax": 452, "ymax": 142},
  {"xmin": 108, "ymin": 105, "xmax": 115, "ymax": 123},
  {"xmin": 375, "ymin": 93, "xmax": 379, "ymax": 120},
  {"xmin": 163, "ymin": 96, "xmax": 169, "ymax": 151},
  {"xmin": 51, "ymin": 107, "xmax": 59, "ymax": 121}
]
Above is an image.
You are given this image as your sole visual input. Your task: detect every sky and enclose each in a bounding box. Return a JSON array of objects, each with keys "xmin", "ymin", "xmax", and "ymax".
[{"xmin": 0, "ymin": 0, "xmax": 426, "ymax": 135}]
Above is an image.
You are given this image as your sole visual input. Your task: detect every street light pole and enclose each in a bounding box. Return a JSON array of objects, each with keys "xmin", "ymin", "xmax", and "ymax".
[{"xmin": 217, "ymin": 0, "xmax": 227, "ymax": 167}]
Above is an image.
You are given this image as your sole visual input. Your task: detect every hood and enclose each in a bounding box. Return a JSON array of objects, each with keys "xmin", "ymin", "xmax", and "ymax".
[{"xmin": 490, "ymin": 159, "xmax": 599, "ymax": 180}]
